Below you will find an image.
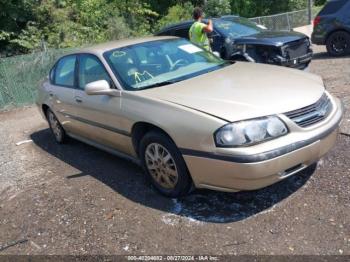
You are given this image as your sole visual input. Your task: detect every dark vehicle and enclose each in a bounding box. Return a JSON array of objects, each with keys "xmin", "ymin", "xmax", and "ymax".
[
  {"xmin": 312, "ymin": 0, "xmax": 350, "ymax": 56},
  {"xmin": 156, "ymin": 16, "xmax": 313, "ymax": 70}
]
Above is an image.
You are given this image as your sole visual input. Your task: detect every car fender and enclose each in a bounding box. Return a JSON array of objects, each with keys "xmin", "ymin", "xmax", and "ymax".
[{"xmin": 120, "ymin": 91, "xmax": 227, "ymax": 152}]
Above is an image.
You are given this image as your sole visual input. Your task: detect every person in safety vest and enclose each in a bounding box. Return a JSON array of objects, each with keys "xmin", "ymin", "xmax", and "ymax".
[{"xmin": 189, "ymin": 7, "xmax": 213, "ymax": 51}]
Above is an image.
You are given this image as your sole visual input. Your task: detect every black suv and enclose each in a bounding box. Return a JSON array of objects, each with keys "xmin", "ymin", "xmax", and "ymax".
[
  {"xmin": 156, "ymin": 16, "xmax": 313, "ymax": 70},
  {"xmin": 312, "ymin": 0, "xmax": 350, "ymax": 56}
]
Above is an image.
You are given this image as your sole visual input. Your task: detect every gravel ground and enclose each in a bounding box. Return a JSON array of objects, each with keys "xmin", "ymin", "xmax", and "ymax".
[{"xmin": 0, "ymin": 45, "xmax": 349, "ymax": 256}]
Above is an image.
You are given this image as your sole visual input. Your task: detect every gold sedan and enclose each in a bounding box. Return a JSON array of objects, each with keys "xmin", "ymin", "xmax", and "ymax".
[{"xmin": 37, "ymin": 36, "xmax": 343, "ymax": 197}]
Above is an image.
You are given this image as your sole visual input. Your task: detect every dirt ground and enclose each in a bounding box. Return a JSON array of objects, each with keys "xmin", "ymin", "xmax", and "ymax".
[{"xmin": 0, "ymin": 45, "xmax": 349, "ymax": 256}]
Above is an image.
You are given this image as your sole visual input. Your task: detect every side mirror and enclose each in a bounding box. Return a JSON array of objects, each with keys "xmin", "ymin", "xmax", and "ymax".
[{"xmin": 85, "ymin": 80, "xmax": 121, "ymax": 97}]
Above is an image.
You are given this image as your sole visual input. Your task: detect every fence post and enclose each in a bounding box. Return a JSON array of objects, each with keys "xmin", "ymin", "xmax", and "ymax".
[
  {"xmin": 0, "ymin": 86, "xmax": 4, "ymax": 108},
  {"xmin": 286, "ymin": 13, "xmax": 291, "ymax": 31},
  {"xmin": 0, "ymin": 61, "xmax": 5, "ymax": 108},
  {"xmin": 308, "ymin": 0, "xmax": 313, "ymax": 24}
]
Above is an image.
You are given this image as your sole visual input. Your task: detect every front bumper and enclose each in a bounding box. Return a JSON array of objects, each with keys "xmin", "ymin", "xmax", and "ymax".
[
  {"xmin": 276, "ymin": 51, "xmax": 313, "ymax": 70},
  {"xmin": 182, "ymin": 97, "xmax": 343, "ymax": 192}
]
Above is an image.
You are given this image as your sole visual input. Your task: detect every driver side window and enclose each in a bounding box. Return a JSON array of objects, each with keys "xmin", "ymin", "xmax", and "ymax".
[{"xmin": 78, "ymin": 54, "xmax": 112, "ymax": 90}]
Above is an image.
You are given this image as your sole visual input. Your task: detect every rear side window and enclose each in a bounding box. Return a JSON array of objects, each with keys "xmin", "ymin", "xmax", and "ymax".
[
  {"xmin": 54, "ymin": 55, "xmax": 77, "ymax": 87},
  {"xmin": 319, "ymin": 0, "xmax": 347, "ymax": 15},
  {"xmin": 49, "ymin": 66, "xmax": 55, "ymax": 83},
  {"xmin": 173, "ymin": 27, "xmax": 191, "ymax": 39}
]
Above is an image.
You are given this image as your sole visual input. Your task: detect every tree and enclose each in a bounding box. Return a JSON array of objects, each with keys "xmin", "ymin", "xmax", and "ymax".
[
  {"xmin": 0, "ymin": 0, "xmax": 36, "ymax": 54},
  {"xmin": 0, "ymin": 0, "xmax": 323, "ymax": 56},
  {"xmin": 314, "ymin": 0, "xmax": 326, "ymax": 6},
  {"xmin": 205, "ymin": 0, "xmax": 231, "ymax": 17},
  {"xmin": 155, "ymin": 2, "xmax": 194, "ymax": 31}
]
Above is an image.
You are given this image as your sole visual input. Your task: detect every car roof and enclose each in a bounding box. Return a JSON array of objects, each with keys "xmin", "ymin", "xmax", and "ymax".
[
  {"xmin": 155, "ymin": 16, "xmax": 240, "ymax": 35},
  {"xmin": 156, "ymin": 20, "xmax": 194, "ymax": 33},
  {"xmin": 75, "ymin": 35, "xmax": 179, "ymax": 55}
]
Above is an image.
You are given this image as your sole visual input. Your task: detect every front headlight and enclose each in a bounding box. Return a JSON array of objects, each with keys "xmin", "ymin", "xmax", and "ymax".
[{"xmin": 214, "ymin": 116, "xmax": 288, "ymax": 147}]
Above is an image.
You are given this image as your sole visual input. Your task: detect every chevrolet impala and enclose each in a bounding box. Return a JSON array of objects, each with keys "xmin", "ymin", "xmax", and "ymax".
[{"xmin": 37, "ymin": 36, "xmax": 343, "ymax": 197}]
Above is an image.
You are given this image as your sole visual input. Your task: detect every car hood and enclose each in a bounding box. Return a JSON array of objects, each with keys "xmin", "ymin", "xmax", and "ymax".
[
  {"xmin": 233, "ymin": 30, "xmax": 308, "ymax": 46},
  {"xmin": 140, "ymin": 62, "xmax": 325, "ymax": 122}
]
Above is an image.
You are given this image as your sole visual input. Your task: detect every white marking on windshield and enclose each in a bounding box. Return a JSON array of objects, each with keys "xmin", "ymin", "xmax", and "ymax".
[{"xmin": 179, "ymin": 44, "xmax": 202, "ymax": 54}]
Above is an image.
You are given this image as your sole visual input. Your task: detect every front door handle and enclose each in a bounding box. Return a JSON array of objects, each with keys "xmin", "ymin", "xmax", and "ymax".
[{"xmin": 75, "ymin": 97, "xmax": 83, "ymax": 103}]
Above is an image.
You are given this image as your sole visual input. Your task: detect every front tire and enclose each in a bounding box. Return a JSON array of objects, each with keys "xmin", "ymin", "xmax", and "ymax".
[
  {"xmin": 326, "ymin": 31, "xmax": 350, "ymax": 57},
  {"xmin": 46, "ymin": 109, "xmax": 66, "ymax": 144},
  {"xmin": 139, "ymin": 131, "xmax": 192, "ymax": 197}
]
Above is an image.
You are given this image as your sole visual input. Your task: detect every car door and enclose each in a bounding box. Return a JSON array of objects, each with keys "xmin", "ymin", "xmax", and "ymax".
[
  {"xmin": 173, "ymin": 26, "xmax": 223, "ymax": 56},
  {"xmin": 72, "ymin": 53, "xmax": 133, "ymax": 155},
  {"xmin": 208, "ymin": 30, "xmax": 225, "ymax": 55},
  {"xmin": 342, "ymin": 2, "xmax": 350, "ymax": 28},
  {"xmin": 48, "ymin": 54, "xmax": 79, "ymax": 133}
]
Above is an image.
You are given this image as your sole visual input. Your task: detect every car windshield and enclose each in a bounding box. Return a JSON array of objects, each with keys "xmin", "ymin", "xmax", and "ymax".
[
  {"xmin": 215, "ymin": 17, "xmax": 264, "ymax": 38},
  {"xmin": 103, "ymin": 38, "xmax": 229, "ymax": 91}
]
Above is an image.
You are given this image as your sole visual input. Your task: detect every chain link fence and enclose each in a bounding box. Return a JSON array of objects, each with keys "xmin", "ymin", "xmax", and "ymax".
[
  {"xmin": 250, "ymin": 7, "xmax": 322, "ymax": 31},
  {"xmin": 250, "ymin": 9, "xmax": 309, "ymax": 31},
  {"xmin": 0, "ymin": 48, "xmax": 75, "ymax": 109}
]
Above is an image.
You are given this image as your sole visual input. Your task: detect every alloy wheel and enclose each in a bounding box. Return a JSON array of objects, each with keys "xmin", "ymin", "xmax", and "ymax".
[
  {"xmin": 145, "ymin": 143, "xmax": 179, "ymax": 189},
  {"xmin": 331, "ymin": 35, "xmax": 348, "ymax": 54}
]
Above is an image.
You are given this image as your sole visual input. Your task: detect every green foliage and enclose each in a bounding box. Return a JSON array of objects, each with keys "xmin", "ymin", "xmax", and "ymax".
[
  {"xmin": 0, "ymin": 0, "xmax": 320, "ymax": 56},
  {"xmin": 0, "ymin": 31, "xmax": 13, "ymax": 41},
  {"xmin": 155, "ymin": 2, "xmax": 194, "ymax": 31},
  {"xmin": 9, "ymin": 22, "xmax": 43, "ymax": 51},
  {"xmin": 106, "ymin": 16, "xmax": 132, "ymax": 40},
  {"xmin": 231, "ymin": 0, "xmax": 307, "ymax": 17},
  {"xmin": 205, "ymin": 0, "xmax": 231, "ymax": 17},
  {"xmin": 314, "ymin": 0, "xmax": 326, "ymax": 6},
  {"xmin": 114, "ymin": 0, "xmax": 159, "ymax": 36}
]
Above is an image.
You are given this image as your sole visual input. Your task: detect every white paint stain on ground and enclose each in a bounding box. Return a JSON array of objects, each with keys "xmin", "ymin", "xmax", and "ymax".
[
  {"xmin": 161, "ymin": 167, "xmax": 312, "ymax": 225},
  {"xmin": 15, "ymin": 139, "xmax": 33, "ymax": 146},
  {"xmin": 161, "ymin": 199, "xmax": 204, "ymax": 226},
  {"xmin": 161, "ymin": 214, "xmax": 181, "ymax": 226}
]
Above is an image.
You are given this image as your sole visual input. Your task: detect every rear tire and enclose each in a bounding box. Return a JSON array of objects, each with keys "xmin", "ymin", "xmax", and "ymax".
[
  {"xmin": 139, "ymin": 131, "xmax": 192, "ymax": 197},
  {"xmin": 46, "ymin": 109, "xmax": 66, "ymax": 144},
  {"xmin": 326, "ymin": 31, "xmax": 350, "ymax": 57}
]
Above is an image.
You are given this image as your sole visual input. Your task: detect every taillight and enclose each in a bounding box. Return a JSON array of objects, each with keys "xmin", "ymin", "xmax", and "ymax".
[{"xmin": 313, "ymin": 16, "xmax": 321, "ymax": 28}]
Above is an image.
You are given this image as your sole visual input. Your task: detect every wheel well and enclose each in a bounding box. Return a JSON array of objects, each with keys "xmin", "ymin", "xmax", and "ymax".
[
  {"xmin": 42, "ymin": 104, "xmax": 49, "ymax": 118},
  {"xmin": 326, "ymin": 29, "xmax": 350, "ymax": 43},
  {"xmin": 131, "ymin": 122, "xmax": 174, "ymax": 156}
]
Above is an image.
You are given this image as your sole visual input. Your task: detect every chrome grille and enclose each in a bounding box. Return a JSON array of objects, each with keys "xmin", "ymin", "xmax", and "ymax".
[
  {"xmin": 283, "ymin": 39, "xmax": 309, "ymax": 59},
  {"xmin": 284, "ymin": 93, "xmax": 333, "ymax": 128}
]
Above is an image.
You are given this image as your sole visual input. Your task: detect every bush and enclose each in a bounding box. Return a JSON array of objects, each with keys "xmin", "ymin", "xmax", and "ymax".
[
  {"xmin": 204, "ymin": 0, "xmax": 231, "ymax": 17},
  {"xmin": 155, "ymin": 2, "xmax": 194, "ymax": 32},
  {"xmin": 106, "ymin": 16, "xmax": 132, "ymax": 40},
  {"xmin": 314, "ymin": 0, "xmax": 327, "ymax": 6}
]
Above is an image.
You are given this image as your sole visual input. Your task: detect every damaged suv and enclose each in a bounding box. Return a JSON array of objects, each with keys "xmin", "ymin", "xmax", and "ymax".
[{"xmin": 156, "ymin": 16, "xmax": 313, "ymax": 70}]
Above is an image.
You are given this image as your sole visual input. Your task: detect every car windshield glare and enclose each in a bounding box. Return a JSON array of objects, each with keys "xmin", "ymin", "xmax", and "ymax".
[
  {"xmin": 103, "ymin": 39, "xmax": 228, "ymax": 91},
  {"xmin": 215, "ymin": 17, "xmax": 264, "ymax": 38}
]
